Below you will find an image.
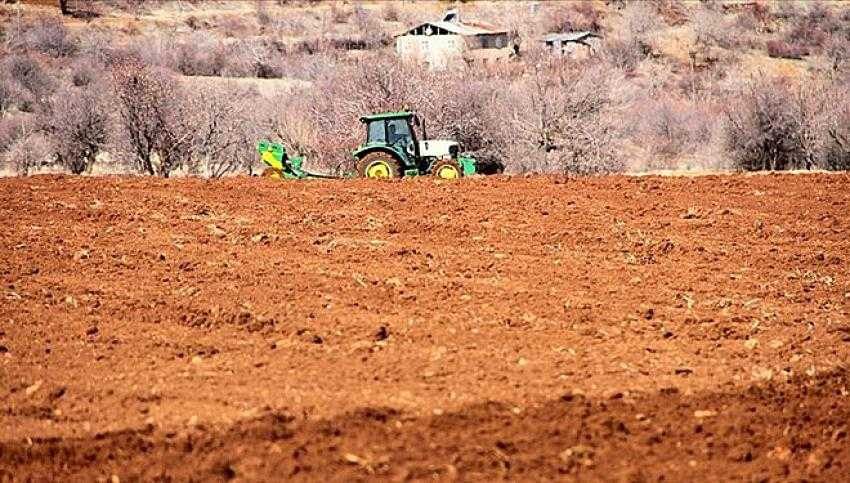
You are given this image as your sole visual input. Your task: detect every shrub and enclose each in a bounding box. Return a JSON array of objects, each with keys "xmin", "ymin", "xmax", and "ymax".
[
  {"xmin": 70, "ymin": 57, "xmax": 101, "ymax": 87},
  {"xmin": 112, "ymin": 61, "xmax": 192, "ymax": 177},
  {"xmin": 217, "ymin": 15, "xmax": 253, "ymax": 38},
  {"xmin": 354, "ymin": 5, "xmax": 381, "ymax": 34},
  {"xmin": 603, "ymin": 2, "xmax": 662, "ymax": 72},
  {"xmin": 184, "ymin": 81, "xmax": 267, "ymax": 177},
  {"xmin": 3, "ymin": 133, "xmax": 53, "ymax": 176},
  {"xmin": 602, "ymin": 38, "xmax": 643, "ymax": 72},
  {"xmin": 691, "ymin": 7, "xmax": 738, "ymax": 49},
  {"xmin": 382, "ymin": 2, "xmax": 400, "ymax": 22},
  {"xmin": 255, "ymin": 1, "xmax": 271, "ymax": 30},
  {"xmin": 825, "ymin": 35, "xmax": 850, "ymax": 71},
  {"xmin": 723, "ymin": 77, "xmax": 832, "ymax": 171},
  {"xmin": 766, "ymin": 40, "xmax": 808, "ymax": 59},
  {"xmin": 174, "ymin": 35, "xmax": 227, "ymax": 76},
  {"xmin": 644, "ymin": 99, "xmax": 713, "ymax": 160},
  {"xmin": 330, "ymin": 4, "xmax": 352, "ymax": 24},
  {"xmin": 3, "ymin": 55, "xmax": 55, "ymax": 109},
  {"xmin": 23, "ymin": 17, "xmax": 77, "ymax": 57},
  {"xmin": 772, "ymin": 1, "xmax": 844, "ymax": 58},
  {"xmin": 0, "ymin": 115, "xmax": 32, "ymax": 151},
  {"xmin": 40, "ymin": 85, "xmax": 110, "ymax": 174},
  {"xmin": 493, "ymin": 60, "xmax": 625, "ymax": 174},
  {"xmin": 548, "ymin": 2, "xmax": 603, "ymax": 33},
  {"xmin": 823, "ymin": 80, "xmax": 850, "ymax": 170},
  {"xmin": 185, "ymin": 15, "xmax": 202, "ymax": 30},
  {"xmin": 0, "ymin": 75, "xmax": 15, "ymax": 113},
  {"xmin": 76, "ymin": 29, "xmax": 113, "ymax": 64}
]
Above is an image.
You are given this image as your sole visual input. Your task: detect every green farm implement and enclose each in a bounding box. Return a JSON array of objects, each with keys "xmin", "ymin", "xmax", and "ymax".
[
  {"xmin": 257, "ymin": 141, "xmax": 339, "ymax": 180},
  {"xmin": 257, "ymin": 110, "xmax": 480, "ymax": 180}
]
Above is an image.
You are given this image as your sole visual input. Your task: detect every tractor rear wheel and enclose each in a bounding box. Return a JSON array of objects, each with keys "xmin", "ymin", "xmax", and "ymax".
[
  {"xmin": 431, "ymin": 159, "xmax": 462, "ymax": 179},
  {"xmin": 357, "ymin": 152, "xmax": 402, "ymax": 179}
]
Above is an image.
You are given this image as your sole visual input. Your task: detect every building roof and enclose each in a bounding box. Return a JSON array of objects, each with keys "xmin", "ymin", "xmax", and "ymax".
[
  {"xmin": 401, "ymin": 20, "xmax": 507, "ymax": 37},
  {"xmin": 542, "ymin": 31, "xmax": 600, "ymax": 43}
]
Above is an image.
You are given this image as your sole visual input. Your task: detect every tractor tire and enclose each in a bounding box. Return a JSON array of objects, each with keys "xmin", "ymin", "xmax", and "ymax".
[
  {"xmin": 357, "ymin": 152, "xmax": 402, "ymax": 179},
  {"xmin": 431, "ymin": 159, "xmax": 463, "ymax": 179},
  {"xmin": 261, "ymin": 167, "xmax": 283, "ymax": 179}
]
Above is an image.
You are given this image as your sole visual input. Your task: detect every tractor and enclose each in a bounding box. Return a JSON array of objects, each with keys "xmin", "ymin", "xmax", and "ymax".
[
  {"xmin": 257, "ymin": 110, "xmax": 479, "ymax": 180},
  {"xmin": 353, "ymin": 111, "xmax": 477, "ymax": 179}
]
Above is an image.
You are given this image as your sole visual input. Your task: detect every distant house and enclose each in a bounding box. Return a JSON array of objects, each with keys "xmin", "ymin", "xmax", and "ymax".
[
  {"xmin": 395, "ymin": 10, "xmax": 518, "ymax": 70},
  {"xmin": 542, "ymin": 32, "xmax": 602, "ymax": 59}
]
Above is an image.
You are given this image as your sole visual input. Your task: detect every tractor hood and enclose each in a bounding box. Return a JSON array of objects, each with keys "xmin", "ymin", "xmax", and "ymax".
[{"xmin": 418, "ymin": 139, "xmax": 459, "ymax": 158}]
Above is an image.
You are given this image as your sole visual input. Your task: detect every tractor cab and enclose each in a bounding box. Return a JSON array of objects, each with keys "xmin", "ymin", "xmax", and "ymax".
[
  {"xmin": 361, "ymin": 112, "xmax": 421, "ymax": 165},
  {"xmin": 353, "ymin": 111, "xmax": 477, "ymax": 179}
]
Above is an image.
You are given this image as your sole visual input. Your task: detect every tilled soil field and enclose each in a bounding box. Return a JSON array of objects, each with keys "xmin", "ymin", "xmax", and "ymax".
[{"xmin": 1, "ymin": 174, "xmax": 849, "ymax": 481}]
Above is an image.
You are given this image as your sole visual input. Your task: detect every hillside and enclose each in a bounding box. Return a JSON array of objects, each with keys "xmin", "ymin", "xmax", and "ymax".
[{"xmin": 1, "ymin": 0, "xmax": 849, "ymax": 176}]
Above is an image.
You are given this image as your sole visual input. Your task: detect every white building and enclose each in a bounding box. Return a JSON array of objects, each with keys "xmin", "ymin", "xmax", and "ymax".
[{"xmin": 395, "ymin": 10, "xmax": 517, "ymax": 70}]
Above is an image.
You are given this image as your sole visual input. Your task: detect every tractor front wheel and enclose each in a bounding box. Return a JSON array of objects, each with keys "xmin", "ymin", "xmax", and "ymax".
[
  {"xmin": 431, "ymin": 159, "xmax": 462, "ymax": 180},
  {"xmin": 357, "ymin": 152, "xmax": 402, "ymax": 179}
]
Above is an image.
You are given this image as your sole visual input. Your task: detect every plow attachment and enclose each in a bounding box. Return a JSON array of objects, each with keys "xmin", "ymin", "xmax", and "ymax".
[{"xmin": 257, "ymin": 141, "xmax": 339, "ymax": 180}]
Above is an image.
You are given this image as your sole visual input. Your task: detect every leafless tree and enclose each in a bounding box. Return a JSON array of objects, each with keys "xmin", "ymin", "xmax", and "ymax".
[
  {"xmin": 724, "ymin": 75, "xmax": 834, "ymax": 171},
  {"xmin": 3, "ymin": 132, "xmax": 53, "ymax": 176},
  {"xmin": 14, "ymin": 18, "xmax": 77, "ymax": 57},
  {"xmin": 111, "ymin": 61, "xmax": 192, "ymax": 177},
  {"xmin": 187, "ymin": 82, "xmax": 266, "ymax": 178},
  {"xmin": 3, "ymin": 55, "xmax": 55, "ymax": 110},
  {"xmin": 40, "ymin": 85, "xmax": 110, "ymax": 174},
  {"xmin": 493, "ymin": 59, "xmax": 625, "ymax": 174},
  {"xmin": 823, "ymin": 78, "xmax": 850, "ymax": 170}
]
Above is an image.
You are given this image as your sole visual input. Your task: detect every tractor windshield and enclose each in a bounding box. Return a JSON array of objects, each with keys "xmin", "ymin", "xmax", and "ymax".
[{"xmin": 366, "ymin": 117, "xmax": 417, "ymax": 147}]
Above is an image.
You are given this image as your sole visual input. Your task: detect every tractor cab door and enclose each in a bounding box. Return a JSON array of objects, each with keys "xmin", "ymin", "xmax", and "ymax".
[{"xmin": 386, "ymin": 117, "xmax": 420, "ymax": 166}]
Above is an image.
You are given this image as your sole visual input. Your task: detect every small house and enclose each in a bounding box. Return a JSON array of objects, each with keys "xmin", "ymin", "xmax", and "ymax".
[
  {"xmin": 395, "ymin": 10, "xmax": 517, "ymax": 70},
  {"xmin": 542, "ymin": 31, "xmax": 602, "ymax": 59}
]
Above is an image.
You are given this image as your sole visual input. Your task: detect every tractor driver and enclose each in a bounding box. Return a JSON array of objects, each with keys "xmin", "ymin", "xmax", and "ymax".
[
  {"xmin": 387, "ymin": 121, "xmax": 413, "ymax": 153},
  {"xmin": 387, "ymin": 123, "xmax": 400, "ymax": 145}
]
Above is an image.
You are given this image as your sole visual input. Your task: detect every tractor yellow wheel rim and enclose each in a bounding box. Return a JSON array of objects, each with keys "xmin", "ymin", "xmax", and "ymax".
[
  {"xmin": 262, "ymin": 168, "xmax": 283, "ymax": 179},
  {"xmin": 366, "ymin": 161, "xmax": 391, "ymax": 179},
  {"xmin": 437, "ymin": 165, "xmax": 460, "ymax": 179}
]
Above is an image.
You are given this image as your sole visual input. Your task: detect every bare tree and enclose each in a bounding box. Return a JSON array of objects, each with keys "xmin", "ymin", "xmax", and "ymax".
[
  {"xmin": 823, "ymin": 78, "xmax": 850, "ymax": 170},
  {"xmin": 3, "ymin": 132, "xmax": 53, "ymax": 176},
  {"xmin": 187, "ymin": 82, "xmax": 265, "ymax": 178},
  {"xmin": 40, "ymin": 85, "xmax": 110, "ymax": 174},
  {"xmin": 493, "ymin": 58, "xmax": 625, "ymax": 174},
  {"xmin": 111, "ymin": 61, "xmax": 192, "ymax": 177},
  {"xmin": 724, "ymin": 76, "xmax": 830, "ymax": 171},
  {"xmin": 3, "ymin": 55, "xmax": 55, "ymax": 111}
]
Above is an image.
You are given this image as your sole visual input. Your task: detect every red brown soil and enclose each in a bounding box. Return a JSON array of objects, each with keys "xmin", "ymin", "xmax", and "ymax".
[{"xmin": 1, "ymin": 174, "xmax": 849, "ymax": 481}]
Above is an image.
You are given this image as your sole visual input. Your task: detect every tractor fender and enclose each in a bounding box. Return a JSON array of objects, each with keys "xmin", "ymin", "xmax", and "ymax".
[{"xmin": 353, "ymin": 146, "xmax": 406, "ymax": 165}]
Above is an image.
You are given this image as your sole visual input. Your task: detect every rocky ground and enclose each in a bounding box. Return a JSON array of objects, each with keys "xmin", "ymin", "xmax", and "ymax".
[{"xmin": 1, "ymin": 174, "xmax": 848, "ymax": 481}]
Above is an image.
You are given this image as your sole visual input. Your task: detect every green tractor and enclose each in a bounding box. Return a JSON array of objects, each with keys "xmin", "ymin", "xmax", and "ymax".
[
  {"xmin": 353, "ymin": 111, "xmax": 477, "ymax": 179},
  {"xmin": 257, "ymin": 110, "xmax": 479, "ymax": 180}
]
